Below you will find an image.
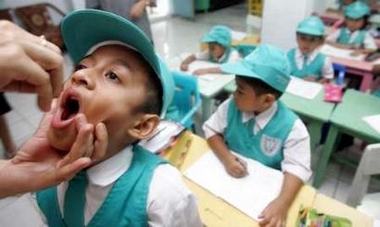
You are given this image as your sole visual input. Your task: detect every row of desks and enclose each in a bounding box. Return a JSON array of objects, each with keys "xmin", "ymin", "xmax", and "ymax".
[{"xmin": 166, "ymin": 133, "xmax": 374, "ymax": 227}]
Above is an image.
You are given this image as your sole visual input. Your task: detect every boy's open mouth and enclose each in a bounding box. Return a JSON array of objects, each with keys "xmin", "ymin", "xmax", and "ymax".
[{"xmin": 61, "ymin": 96, "xmax": 80, "ymax": 121}]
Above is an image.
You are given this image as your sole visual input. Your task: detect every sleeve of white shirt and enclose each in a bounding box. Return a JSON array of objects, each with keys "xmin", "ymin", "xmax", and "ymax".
[
  {"xmin": 202, "ymin": 98, "xmax": 230, "ymax": 139},
  {"xmin": 147, "ymin": 164, "xmax": 203, "ymax": 227},
  {"xmin": 326, "ymin": 29, "xmax": 340, "ymax": 42},
  {"xmin": 194, "ymin": 50, "xmax": 209, "ymax": 61},
  {"xmin": 363, "ymin": 32, "xmax": 377, "ymax": 50},
  {"xmin": 227, "ymin": 49, "xmax": 241, "ymax": 62},
  {"xmin": 281, "ymin": 119, "xmax": 312, "ymax": 182},
  {"xmin": 322, "ymin": 56, "xmax": 334, "ymax": 79}
]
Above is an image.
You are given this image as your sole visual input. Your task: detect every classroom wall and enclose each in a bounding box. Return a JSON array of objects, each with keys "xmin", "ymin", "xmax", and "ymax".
[{"xmin": 261, "ymin": 0, "xmax": 313, "ymax": 51}]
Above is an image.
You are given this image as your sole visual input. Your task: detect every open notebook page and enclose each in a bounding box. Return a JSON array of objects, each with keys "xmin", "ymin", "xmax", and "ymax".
[
  {"xmin": 362, "ymin": 114, "xmax": 380, "ymax": 134},
  {"xmin": 286, "ymin": 76, "xmax": 323, "ymax": 99},
  {"xmin": 184, "ymin": 150, "xmax": 283, "ymax": 221},
  {"xmin": 319, "ymin": 44, "xmax": 364, "ymax": 61}
]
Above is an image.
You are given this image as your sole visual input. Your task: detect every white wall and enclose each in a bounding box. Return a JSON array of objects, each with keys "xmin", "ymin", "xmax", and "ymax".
[{"xmin": 260, "ymin": 0, "xmax": 314, "ymax": 51}]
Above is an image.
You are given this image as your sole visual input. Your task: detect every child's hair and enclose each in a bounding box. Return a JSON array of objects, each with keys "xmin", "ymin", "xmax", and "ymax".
[
  {"xmin": 136, "ymin": 64, "xmax": 163, "ymax": 115},
  {"xmin": 296, "ymin": 32, "xmax": 324, "ymax": 41},
  {"xmin": 237, "ymin": 75, "xmax": 282, "ymax": 99}
]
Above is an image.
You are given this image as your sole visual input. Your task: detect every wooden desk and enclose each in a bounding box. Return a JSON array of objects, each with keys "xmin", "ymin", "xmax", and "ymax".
[
  {"xmin": 329, "ymin": 56, "xmax": 376, "ymax": 92},
  {"xmin": 165, "ymin": 133, "xmax": 373, "ymax": 226},
  {"xmin": 312, "ymin": 194, "xmax": 373, "ymax": 227},
  {"xmin": 320, "ymin": 44, "xmax": 378, "ymax": 92},
  {"xmin": 177, "ymin": 134, "xmax": 316, "ymax": 227},
  {"xmin": 313, "ymin": 89, "xmax": 380, "ymax": 188},
  {"xmin": 280, "ymin": 90, "xmax": 336, "ymax": 149}
]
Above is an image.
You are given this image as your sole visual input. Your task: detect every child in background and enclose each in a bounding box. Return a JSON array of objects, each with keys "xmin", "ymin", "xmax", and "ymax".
[
  {"xmin": 287, "ymin": 16, "xmax": 334, "ymax": 83},
  {"xmin": 36, "ymin": 10, "xmax": 202, "ymax": 227},
  {"xmin": 203, "ymin": 45, "xmax": 311, "ymax": 227},
  {"xmin": 180, "ymin": 25, "xmax": 240, "ymax": 75},
  {"xmin": 326, "ymin": 1, "xmax": 377, "ymax": 54}
]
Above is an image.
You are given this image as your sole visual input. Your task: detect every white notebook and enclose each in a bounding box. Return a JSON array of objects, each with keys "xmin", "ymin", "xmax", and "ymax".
[{"xmin": 184, "ymin": 150, "xmax": 283, "ymax": 221}]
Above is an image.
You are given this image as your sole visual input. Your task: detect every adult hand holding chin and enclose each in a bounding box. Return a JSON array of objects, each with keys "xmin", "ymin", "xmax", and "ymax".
[{"xmin": 0, "ymin": 100, "xmax": 108, "ymax": 198}]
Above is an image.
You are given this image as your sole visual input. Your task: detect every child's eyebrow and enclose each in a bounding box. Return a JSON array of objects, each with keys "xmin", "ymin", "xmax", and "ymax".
[{"xmin": 114, "ymin": 59, "xmax": 136, "ymax": 74}]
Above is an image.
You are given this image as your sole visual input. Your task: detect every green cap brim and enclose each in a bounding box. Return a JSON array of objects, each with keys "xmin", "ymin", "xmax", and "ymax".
[{"xmin": 61, "ymin": 9, "xmax": 159, "ymax": 72}]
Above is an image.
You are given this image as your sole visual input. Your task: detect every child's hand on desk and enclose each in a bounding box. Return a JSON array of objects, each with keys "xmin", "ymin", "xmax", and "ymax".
[
  {"xmin": 223, "ymin": 154, "xmax": 249, "ymax": 178},
  {"xmin": 303, "ymin": 76, "xmax": 317, "ymax": 82},
  {"xmin": 258, "ymin": 197, "xmax": 288, "ymax": 227},
  {"xmin": 180, "ymin": 63, "xmax": 189, "ymax": 71},
  {"xmin": 193, "ymin": 68, "xmax": 209, "ymax": 76}
]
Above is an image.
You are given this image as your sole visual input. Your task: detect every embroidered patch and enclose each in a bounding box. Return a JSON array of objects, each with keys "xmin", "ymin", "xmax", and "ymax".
[{"xmin": 260, "ymin": 135, "xmax": 281, "ymax": 156}]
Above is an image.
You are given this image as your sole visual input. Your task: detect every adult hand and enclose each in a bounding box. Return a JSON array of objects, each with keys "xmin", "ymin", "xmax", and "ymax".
[
  {"xmin": 0, "ymin": 100, "xmax": 108, "ymax": 198},
  {"xmin": 0, "ymin": 20, "xmax": 63, "ymax": 111}
]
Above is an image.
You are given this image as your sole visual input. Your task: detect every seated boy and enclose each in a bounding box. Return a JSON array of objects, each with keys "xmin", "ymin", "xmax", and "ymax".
[
  {"xmin": 35, "ymin": 9, "xmax": 202, "ymax": 227},
  {"xmin": 287, "ymin": 16, "xmax": 334, "ymax": 84},
  {"xmin": 180, "ymin": 25, "xmax": 240, "ymax": 75},
  {"xmin": 203, "ymin": 45, "xmax": 312, "ymax": 227}
]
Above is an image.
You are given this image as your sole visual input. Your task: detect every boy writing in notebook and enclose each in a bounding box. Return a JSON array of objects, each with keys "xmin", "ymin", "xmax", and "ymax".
[
  {"xmin": 203, "ymin": 45, "xmax": 311, "ymax": 227},
  {"xmin": 180, "ymin": 25, "xmax": 240, "ymax": 75},
  {"xmin": 36, "ymin": 9, "xmax": 202, "ymax": 227},
  {"xmin": 287, "ymin": 16, "xmax": 334, "ymax": 84}
]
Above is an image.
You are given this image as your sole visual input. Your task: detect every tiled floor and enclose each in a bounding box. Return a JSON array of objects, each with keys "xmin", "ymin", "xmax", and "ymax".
[{"xmin": 1, "ymin": 1, "xmax": 379, "ymax": 214}]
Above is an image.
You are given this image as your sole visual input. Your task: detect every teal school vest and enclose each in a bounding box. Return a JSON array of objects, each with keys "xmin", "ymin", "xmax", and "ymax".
[
  {"xmin": 337, "ymin": 27, "xmax": 366, "ymax": 46},
  {"xmin": 37, "ymin": 145, "xmax": 167, "ymax": 227},
  {"xmin": 225, "ymin": 100, "xmax": 298, "ymax": 170},
  {"xmin": 287, "ymin": 48, "xmax": 326, "ymax": 79},
  {"xmin": 373, "ymin": 89, "xmax": 380, "ymax": 98}
]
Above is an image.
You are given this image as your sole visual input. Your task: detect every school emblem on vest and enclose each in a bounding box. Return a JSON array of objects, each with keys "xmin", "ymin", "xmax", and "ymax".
[{"xmin": 260, "ymin": 135, "xmax": 281, "ymax": 156}]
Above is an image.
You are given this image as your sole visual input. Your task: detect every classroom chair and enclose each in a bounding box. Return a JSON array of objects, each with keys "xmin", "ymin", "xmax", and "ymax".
[
  {"xmin": 235, "ymin": 44, "xmax": 256, "ymax": 58},
  {"xmin": 171, "ymin": 71, "xmax": 202, "ymax": 130},
  {"xmin": 346, "ymin": 143, "xmax": 380, "ymax": 219}
]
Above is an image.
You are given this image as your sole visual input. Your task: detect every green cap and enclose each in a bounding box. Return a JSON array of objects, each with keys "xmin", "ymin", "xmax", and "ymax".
[
  {"xmin": 221, "ymin": 44, "xmax": 290, "ymax": 93},
  {"xmin": 344, "ymin": 1, "xmax": 370, "ymax": 19},
  {"xmin": 61, "ymin": 9, "xmax": 172, "ymax": 117},
  {"xmin": 201, "ymin": 25, "xmax": 232, "ymax": 47},
  {"xmin": 297, "ymin": 16, "xmax": 325, "ymax": 36}
]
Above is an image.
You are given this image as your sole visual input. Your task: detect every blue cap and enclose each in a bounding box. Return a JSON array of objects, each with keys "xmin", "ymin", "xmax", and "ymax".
[
  {"xmin": 344, "ymin": 2, "xmax": 370, "ymax": 19},
  {"xmin": 201, "ymin": 25, "xmax": 232, "ymax": 47},
  {"xmin": 221, "ymin": 44, "xmax": 290, "ymax": 93},
  {"xmin": 297, "ymin": 16, "xmax": 325, "ymax": 36},
  {"xmin": 61, "ymin": 9, "xmax": 172, "ymax": 117}
]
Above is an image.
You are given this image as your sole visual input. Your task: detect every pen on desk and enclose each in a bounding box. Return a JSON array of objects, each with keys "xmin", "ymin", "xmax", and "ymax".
[{"xmin": 235, "ymin": 157, "xmax": 249, "ymax": 175}]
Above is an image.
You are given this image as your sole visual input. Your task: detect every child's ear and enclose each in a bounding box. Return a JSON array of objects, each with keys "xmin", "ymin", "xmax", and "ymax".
[
  {"xmin": 262, "ymin": 93, "xmax": 276, "ymax": 108},
  {"xmin": 127, "ymin": 114, "xmax": 160, "ymax": 140}
]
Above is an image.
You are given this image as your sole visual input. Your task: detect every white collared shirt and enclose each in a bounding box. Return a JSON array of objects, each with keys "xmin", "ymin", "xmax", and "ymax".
[
  {"xmin": 195, "ymin": 49, "xmax": 241, "ymax": 63},
  {"xmin": 293, "ymin": 48, "xmax": 334, "ymax": 79},
  {"xmin": 28, "ymin": 146, "xmax": 202, "ymax": 227},
  {"xmin": 327, "ymin": 28, "xmax": 377, "ymax": 50},
  {"xmin": 203, "ymin": 98, "xmax": 312, "ymax": 182}
]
